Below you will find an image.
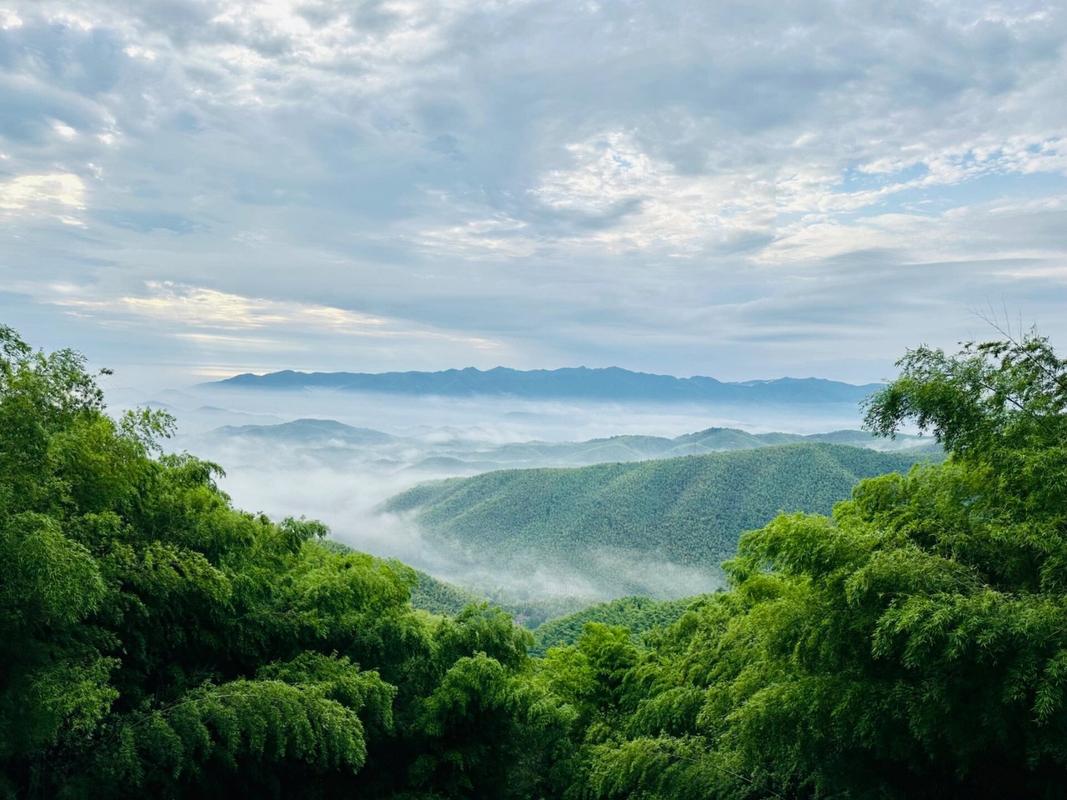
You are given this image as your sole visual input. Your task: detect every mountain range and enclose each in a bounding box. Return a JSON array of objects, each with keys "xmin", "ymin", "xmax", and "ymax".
[
  {"xmin": 197, "ymin": 417, "xmax": 936, "ymax": 474},
  {"xmin": 207, "ymin": 366, "xmax": 881, "ymax": 404}
]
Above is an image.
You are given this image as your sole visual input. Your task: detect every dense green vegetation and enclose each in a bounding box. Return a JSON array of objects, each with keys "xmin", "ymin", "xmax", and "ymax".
[
  {"xmin": 6, "ymin": 326, "xmax": 1067, "ymax": 797},
  {"xmin": 0, "ymin": 326, "xmax": 568, "ymax": 799},
  {"xmin": 409, "ymin": 571, "xmax": 699, "ymax": 650},
  {"xmin": 408, "ymin": 570, "xmax": 593, "ymax": 629},
  {"xmin": 383, "ymin": 443, "xmax": 938, "ymax": 574},
  {"xmin": 534, "ymin": 332, "xmax": 1067, "ymax": 798},
  {"xmin": 408, "ymin": 569, "xmax": 487, "ymax": 617},
  {"xmin": 530, "ymin": 596, "xmax": 698, "ymax": 656}
]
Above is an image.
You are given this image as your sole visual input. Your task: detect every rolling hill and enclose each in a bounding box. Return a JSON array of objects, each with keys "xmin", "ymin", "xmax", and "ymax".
[
  {"xmin": 198, "ymin": 415, "xmax": 935, "ymax": 473},
  {"xmin": 210, "ymin": 418, "xmax": 396, "ymax": 445},
  {"xmin": 381, "ymin": 443, "xmax": 940, "ymax": 594}
]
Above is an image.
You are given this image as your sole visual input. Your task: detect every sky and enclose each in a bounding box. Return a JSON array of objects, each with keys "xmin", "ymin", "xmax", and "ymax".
[{"xmin": 1, "ymin": 0, "xmax": 1065, "ymax": 388}]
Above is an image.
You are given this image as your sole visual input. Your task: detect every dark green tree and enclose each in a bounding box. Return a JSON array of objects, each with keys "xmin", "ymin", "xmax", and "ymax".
[
  {"xmin": 550, "ymin": 332, "xmax": 1067, "ymax": 799},
  {"xmin": 0, "ymin": 326, "xmax": 567, "ymax": 799}
]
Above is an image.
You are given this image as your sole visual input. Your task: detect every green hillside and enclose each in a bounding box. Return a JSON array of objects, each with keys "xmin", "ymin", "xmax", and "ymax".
[
  {"xmin": 10, "ymin": 320, "xmax": 1067, "ymax": 796},
  {"xmin": 321, "ymin": 543, "xmax": 489, "ymax": 621},
  {"xmin": 409, "ymin": 569, "xmax": 488, "ymax": 616},
  {"xmin": 382, "ymin": 443, "xmax": 938, "ymax": 575},
  {"xmin": 530, "ymin": 595, "xmax": 698, "ymax": 656},
  {"xmin": 409, "ymin": 570, "xmax": 598, "ymax": 628}
]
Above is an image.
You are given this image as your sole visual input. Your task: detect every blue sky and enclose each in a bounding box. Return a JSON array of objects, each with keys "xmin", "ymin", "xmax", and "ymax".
[{"xmin": 1, "ymin": 0, "xmax": 1065, "ymax": 386}]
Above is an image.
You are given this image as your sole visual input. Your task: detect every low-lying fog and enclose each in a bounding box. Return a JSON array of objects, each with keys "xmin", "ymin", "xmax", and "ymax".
[
  {"xmin": 114, "ymin": 382, "xmax": 873, "ymax": 439},
  {"xmin": 110, "ymin": 383, "xmax": 882, "ymax": 604}
]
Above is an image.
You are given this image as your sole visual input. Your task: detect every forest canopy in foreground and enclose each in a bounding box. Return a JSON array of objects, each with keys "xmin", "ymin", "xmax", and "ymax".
[{"xmin": 3, "ymin": 325, "xmax": 1067, "ymax": 798}]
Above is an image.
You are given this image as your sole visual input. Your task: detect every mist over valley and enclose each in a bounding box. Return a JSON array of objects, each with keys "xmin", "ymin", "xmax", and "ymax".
[
  {"xmin": 8, "ymin": 2, "xmax": 1064, "ymax": 792},
  {"xmin": 122, "ymin": 371, "xmax": 936, "ymax": 607}
]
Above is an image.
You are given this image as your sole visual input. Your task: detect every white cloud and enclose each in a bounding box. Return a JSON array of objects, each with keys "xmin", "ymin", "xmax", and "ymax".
[
  {"xmin": 757, "ymin": 214, "xmax": 933, "ymax": 265},
  {"xmin": 173, "ymin": 332, "xmax": 303, "ymax": 350},
  {"xmin": 123, "ymin": 44, "xmax": 156, "ymax": 61},
  {"xmin": 0, "ymin": 172, "xmax": 87, "ymax": 224},
  {"xmin": 528, "ymin": 131, "xmax": 773, "ymax": 254},
  {"xmin": 417, "ymin": 211, "xmax": 538, "ymax": 259},
  {"xmin": 0, "ymin": 9, "xmax": 22, "ymax": 29},
  {"xmin": 119, "ymin": 281, "xmax": 388, "ymax": 332},
  {"xmin": 37, "ymin": 281, "xmax": 502, "ymax": 351},
  {"xmin": 1, "ymin": 0, "xmax": 1066, "ymax": 382},
  {"xmin": 51, "ymin": 120, "xmax": 77, "ymax": 140}
]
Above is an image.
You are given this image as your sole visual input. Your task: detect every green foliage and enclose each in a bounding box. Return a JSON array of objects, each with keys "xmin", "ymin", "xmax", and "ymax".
[
  {"xmin": 385, "ymin": 443, "xmax": 937, "ymax": 584},
  {"xmin": 408, "ymin": 570, "xmax": 592, "ymax": 629},
  {"xmin": 538, "ymin": 332, "xmax": 1067, "ymax": 798},
  {"xmin": 100, "ymin": 659, "xmax": 389, "ymax": 793},
  {"xmin": 531, "ymin": 596, "xmax": 699, "ymax": 656},
  {"xmin": 408, "ymin": 570, "xmax": 488, "ymax": 618},
  {"xmin": 10, "ymin": 323, "xmax": 1067, "ymax": 798},
  {"xmin": 447, "ymin": 426, "xmax": 936, "ymax": 469},
  {"xmin": 0, "ymin": 327, "xmax": 563, "ymax": 799}
]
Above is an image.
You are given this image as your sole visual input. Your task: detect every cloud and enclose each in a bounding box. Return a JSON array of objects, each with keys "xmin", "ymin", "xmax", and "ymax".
[
  {"xmin": 527, "ymin": 131, "xmax": 773, "ymax": 255},
  {"xmin": 0, "ymin": 0, "xmax": 1065, "ymax": 384},
  {"xmin": 31, "ymin": 280, "xmax": 503, "ymax": 352},
  {"xmin": 0, "ymin": 172, "xmax": 86, "ymax": 224},
  {"xmin": 0, "ymin": 9, "xmax": 22, "ymax": 30},
  {"xmin": 97, "ymin": 281, "xmax": 388, "ymax": 332}
]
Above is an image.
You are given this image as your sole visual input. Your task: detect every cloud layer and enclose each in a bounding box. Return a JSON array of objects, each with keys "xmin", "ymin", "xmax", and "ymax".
[{"xmin": 1, "ymin": 0, "xmax": 1066, "ymax": 386}]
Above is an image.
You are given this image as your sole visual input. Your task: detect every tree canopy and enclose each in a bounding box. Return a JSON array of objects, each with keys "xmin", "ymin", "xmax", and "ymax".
[
  {"xmin": 0, "ymin": 325, "xmax": 569, "ymax": 799},
  {"xmin": 543, "ymin": 332, "xmax": 1067, "ymax": 798},
  {"xmin": 3, "ymin": 326, "xmax": 1067, "ymax": 798}
]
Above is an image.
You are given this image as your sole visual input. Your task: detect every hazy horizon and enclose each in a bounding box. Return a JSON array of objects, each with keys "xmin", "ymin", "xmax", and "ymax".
[
  {"xmin": 0, "ymin": 0, "xmax": 1061, "ymax": 615},
  {"xmin": 207, "ymin": 363, "xmax": 883, "ymax": 381},
  {"xmin": 157, "ymin": 384, "xmax": 907, "ymax": 602}
]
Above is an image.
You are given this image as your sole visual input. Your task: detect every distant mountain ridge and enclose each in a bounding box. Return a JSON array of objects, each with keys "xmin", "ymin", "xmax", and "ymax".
[
  {"xmin": 206, "ymin": 366, "xmax": 881, "ymax": 404},
  {"xmin": 468, "ymin": 426, "xmax": 935, "ymax": 467}
]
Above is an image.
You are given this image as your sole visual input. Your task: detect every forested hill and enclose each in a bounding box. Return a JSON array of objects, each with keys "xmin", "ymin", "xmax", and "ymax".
[
  {"xmin": 9, "ymin": 327, "xmax": 1067, "ymax": 797},
  {"xmin": 382, "ymin": 443, "xmax": 937, "ymax": 573},
  {"xmin": 209, "ymin": 365, "xmax": 880, "ymax": 404}
]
